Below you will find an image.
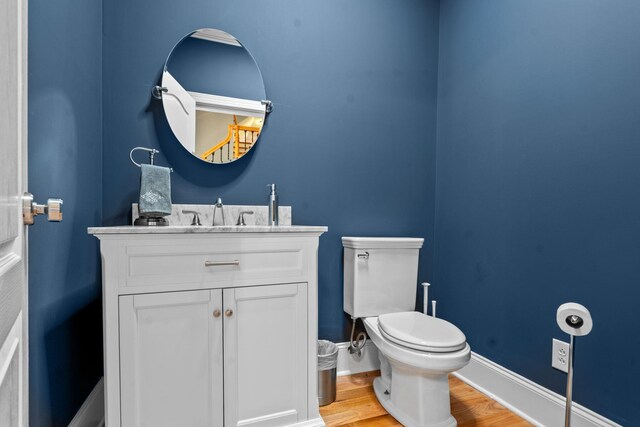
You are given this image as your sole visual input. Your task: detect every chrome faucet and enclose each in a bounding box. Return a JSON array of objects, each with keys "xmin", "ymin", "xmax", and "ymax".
[
  {"xmin": 236, "ymin": 211, "xmax": 254, "ymax": 226},
  {"xmin": 212, "ymin": 197, "xmax": 226, "ymax": 226}
]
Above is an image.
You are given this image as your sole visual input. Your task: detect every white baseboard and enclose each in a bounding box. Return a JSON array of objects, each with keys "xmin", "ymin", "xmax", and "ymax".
[
  {"xmin": 336, "ymin": 341, "xmax": 380, "ymax": 376},
  {"xmin": 68, "ymin": 377, "xmax": 105, "ymax": 427},
  {"xmin": 453, "ymin": 352, "xmax": 621, "ymax": 427}
]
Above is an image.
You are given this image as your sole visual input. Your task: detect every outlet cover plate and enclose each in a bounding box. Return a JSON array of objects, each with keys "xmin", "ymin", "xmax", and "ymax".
[{"xmin": 552, "ymin": 338, "xmax": 569, "ymax": 373}]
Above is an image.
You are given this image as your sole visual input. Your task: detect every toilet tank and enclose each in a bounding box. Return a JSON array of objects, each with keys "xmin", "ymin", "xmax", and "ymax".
[{"xmin": 343, "ymin": 237, "xmax": 424, "ymax": 318}]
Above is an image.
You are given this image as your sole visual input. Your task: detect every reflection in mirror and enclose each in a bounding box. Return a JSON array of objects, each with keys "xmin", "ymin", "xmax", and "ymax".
[{"xmin": 159, "ymin": 28, "xmax": 268, "ymax": 164}]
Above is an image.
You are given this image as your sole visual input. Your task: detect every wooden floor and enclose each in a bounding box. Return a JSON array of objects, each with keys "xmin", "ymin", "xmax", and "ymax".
[{"xmin": 319, "ymin": 371, "xmax": 532, "ymax": 426}]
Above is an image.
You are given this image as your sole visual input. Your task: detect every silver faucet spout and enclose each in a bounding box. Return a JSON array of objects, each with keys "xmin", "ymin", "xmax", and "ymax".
[{"xmin": 213, "ymin": 197, "xmax": 225, "ymax": 225}]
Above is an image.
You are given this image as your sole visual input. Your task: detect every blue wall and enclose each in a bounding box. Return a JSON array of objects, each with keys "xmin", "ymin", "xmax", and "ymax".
[
  {"xmin": 103, "ymin": 0, "xmax": 441, "ymax": 342},
  {"xmin": 28, "ymin": 0, "xmax": 103, "ymax": 425},
  {"xmin": 435, "ymin": 1, "xmax": 640, "ymax": 424}
]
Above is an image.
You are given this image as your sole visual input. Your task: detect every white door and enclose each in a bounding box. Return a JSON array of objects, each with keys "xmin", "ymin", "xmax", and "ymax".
[
  {"xmin": 223, "ymin": 283, "xmax": 308, "ymax": 427},
  {"xmin": 119, "ymin": 289, "xmax": 224, "ymax": 427},
  {"xmin": 0, "ymin": 0, "xmax": 28, "ymax": 425}
]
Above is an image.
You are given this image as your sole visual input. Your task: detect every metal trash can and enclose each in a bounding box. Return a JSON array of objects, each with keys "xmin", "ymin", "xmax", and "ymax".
[{"xmin": 317, "ymin": 340, "xmax": 338, "ymax": 406}]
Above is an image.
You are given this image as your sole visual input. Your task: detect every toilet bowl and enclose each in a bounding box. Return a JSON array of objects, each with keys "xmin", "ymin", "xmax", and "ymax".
[
  {"xmin": 364, "ymin": 315, "xmax": 470, "ymax": 427},
  {"xmin": 343, "ymin": 236, "xmax": 470, "ymax": 427}
]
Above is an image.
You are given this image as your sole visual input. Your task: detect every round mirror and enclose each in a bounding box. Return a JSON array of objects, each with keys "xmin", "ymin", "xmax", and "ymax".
[{"xmin": 158, "ymin": 28, "xmax": 268, "ymax": 164}]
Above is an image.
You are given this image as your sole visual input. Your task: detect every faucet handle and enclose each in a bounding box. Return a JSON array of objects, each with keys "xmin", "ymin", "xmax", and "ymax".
[
  {"xmin": 236, "ymin": 210, "xmax": 254, "ymax": 226},
  {"xmin": 182, "ymin": 210, "xmax": 201, "ymax": 226}
]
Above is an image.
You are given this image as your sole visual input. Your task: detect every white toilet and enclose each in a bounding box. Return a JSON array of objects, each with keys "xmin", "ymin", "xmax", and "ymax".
[{"xmin": 343, "ymin": 237, "xmax": 470, "ymax": 427}]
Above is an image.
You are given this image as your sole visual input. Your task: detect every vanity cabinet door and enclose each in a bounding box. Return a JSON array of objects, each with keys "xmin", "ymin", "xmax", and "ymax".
[
  {"xmin": 119, "ymin": 289, "xmax": 224, "ymax": 427},
  {"xmin": 223, "ymin": 283, "xmax": 308, "ymax": 427}
]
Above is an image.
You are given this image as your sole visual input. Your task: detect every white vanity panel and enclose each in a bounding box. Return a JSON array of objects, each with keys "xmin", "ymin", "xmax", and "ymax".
[
  {"xmin": 119, "ymin": 289, "xmax": 223, "ymax": 427},
  {"xmin": 223, "ymin": 283, "xmax": 308, "ymax": 427},
  {"xmin": 121, "ymin": 235, "xmax": 308, "ymax": 291}
]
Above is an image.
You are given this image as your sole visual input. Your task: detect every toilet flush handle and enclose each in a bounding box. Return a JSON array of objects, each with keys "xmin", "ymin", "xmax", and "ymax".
[{"xmin": 357, "ymin": 252, "xmax": 369, "ymax": 259}]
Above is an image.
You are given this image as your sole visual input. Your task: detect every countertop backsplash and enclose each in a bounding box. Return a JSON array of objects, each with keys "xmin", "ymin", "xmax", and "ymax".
[{"xmin": 131, "ymin": 204, "xmax": 292, "ymax": 226}]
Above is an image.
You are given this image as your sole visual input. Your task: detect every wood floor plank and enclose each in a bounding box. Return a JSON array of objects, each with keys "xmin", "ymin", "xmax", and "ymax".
[
  {"xmin": 335, "ymin": 370, "xmax": 379, "ymax": 392},
  {"xmin": 321, "ymin": 393, "xmax": 389, "ymax": 426},
  {"xmin": 320, "ymin": 371, "xmax": 532, "ymax": 427},
  {"xmin": 344, "ymin": 414, "xmax": 403, "ymax": 427}
]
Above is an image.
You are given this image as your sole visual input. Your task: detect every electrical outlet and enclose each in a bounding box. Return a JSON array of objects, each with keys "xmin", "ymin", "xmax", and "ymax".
[{"xmin": 552, "ymin": 338, "xmax": 569, "ymax": 373}]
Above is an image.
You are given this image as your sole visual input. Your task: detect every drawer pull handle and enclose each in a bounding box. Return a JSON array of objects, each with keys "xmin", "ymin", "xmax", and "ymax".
[
  {"xmin": 225, "ymin": 309, "xmax": 234, "ymax": 317},
  {"xmin": 205, "ymin": 260, "xmax": 240, "ymax": 267}
]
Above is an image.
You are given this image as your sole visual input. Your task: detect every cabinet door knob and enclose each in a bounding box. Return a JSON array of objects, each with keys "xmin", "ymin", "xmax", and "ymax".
[
  {"xmin": 213, "ymin": 309, "xmax": 221, "ymax": 318},
  {"xmin": 225, "ymin": 309, "xmax": 234, "ymax": 317}
]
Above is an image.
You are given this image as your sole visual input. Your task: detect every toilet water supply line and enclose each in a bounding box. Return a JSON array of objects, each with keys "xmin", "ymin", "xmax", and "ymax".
[{"xmin": 348, "ymin": 317, "xmax": 367, "ymax": 356}]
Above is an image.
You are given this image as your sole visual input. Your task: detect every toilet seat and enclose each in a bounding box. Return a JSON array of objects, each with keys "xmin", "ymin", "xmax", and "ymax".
[{"xmin": 378, "ymin": 312, "xmax": 466, "ymax": 353}]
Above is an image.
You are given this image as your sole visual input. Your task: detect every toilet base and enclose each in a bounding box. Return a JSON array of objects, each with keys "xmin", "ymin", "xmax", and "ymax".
[
  {"xmin": 373, "ymin": 377, "xmax": 457, "ymax": 427},
  {"xmin": 363, "ymin": 316, "xmax": 468, "ymax": 427}
]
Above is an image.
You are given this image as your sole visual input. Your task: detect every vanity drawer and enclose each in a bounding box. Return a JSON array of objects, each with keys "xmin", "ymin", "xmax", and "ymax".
[{"xmin": 118, "ymin": 236, "xmax": 309, "ymax": 290}]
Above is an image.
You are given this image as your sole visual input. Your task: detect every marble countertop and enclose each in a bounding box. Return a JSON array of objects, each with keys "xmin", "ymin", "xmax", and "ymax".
[{"xmin": 88, "ymin": 225, "xmax": 328, "ymax": 235}]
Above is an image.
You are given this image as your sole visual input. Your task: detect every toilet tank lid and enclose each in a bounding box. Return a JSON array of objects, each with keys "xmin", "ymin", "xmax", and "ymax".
[{"xmin": 342, "ymin": 237, "xmax": 424, "ymax": 249}]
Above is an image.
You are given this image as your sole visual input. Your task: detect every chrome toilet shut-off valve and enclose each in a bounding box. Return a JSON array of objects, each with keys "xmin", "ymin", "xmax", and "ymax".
[{"xmin": 22, "ymin": 192, "xmax": 63, "ymax": 225}]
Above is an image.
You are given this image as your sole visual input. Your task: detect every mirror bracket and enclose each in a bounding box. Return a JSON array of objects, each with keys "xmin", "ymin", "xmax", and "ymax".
[
  {"xmin": 152, "ymin": 85, "xmax": 168, "ymax": 100},
  {"xmin": 261, "ymin": 100, "xmax": 273, "ymax": 114}
]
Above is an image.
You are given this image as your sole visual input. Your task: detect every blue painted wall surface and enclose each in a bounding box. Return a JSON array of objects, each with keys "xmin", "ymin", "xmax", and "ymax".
[
  {"xmin": 28, "ymin": 0, "xmax": 103, "ymax": 425},
  {"xmin": 103, "ymin": 0, "xmax": 441, "ymax": 341},
  {"xmin": 168, "ymin": 36, "xmax": 265, "ymax": 100},
  {"xmin": 435, "ymin": 1, "xmax": 640, "ymax": 424}
]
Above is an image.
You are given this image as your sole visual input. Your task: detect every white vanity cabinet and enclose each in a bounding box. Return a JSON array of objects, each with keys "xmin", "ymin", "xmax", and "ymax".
[{"xmin": 89, "ymin": 226, "xmax": 327, "ymax": 427}]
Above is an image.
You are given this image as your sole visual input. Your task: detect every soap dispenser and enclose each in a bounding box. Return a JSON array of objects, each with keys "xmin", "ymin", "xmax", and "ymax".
[{"xmin": 267, "ymin": 184, "xmax": 278, "ymax": 226}]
